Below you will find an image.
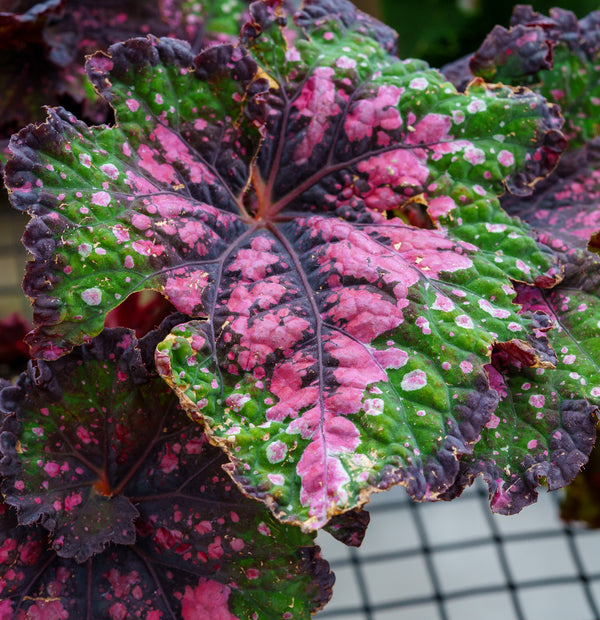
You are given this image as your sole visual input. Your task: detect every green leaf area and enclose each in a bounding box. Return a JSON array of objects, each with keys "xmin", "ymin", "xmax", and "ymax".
[
  {"xmin": 4, "ymin": 0, "xmax": 570, "ymax": 529},
  {"xmin": 444, "ymin": 251, "xmax": 600, "ymax": 513},
  {"xmin": 0, "ymin": 327, "xmax": 332, "ymax": 619}
]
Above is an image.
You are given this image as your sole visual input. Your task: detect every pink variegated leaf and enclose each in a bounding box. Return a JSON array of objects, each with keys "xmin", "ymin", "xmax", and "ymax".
[{"xmin": 5, "ymin": 0, "xmax": 567, "ymax": 529}]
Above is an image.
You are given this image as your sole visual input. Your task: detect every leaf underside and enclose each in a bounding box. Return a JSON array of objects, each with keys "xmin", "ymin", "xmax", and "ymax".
[
  {"xmin": 3, "ymin": 0, "xmax": 573, "ymax": 529},
  {"xmin": 0, "ymin": 327, "xmax": 333, "ymax": 618}
]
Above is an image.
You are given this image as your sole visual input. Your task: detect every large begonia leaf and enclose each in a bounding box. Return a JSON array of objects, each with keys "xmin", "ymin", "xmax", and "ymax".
[
  {"xmin": 0, "ymin": 328, "xmax": 333, "ymax": 618},
  {"xmin": 442, "ymin": 251, "xmax": 600, "ymax": 513},
  {"xmin": 5, "ymin": 0, "xmax": 567, "ymax": 528},
  {"xmin": 445, "ymin": 6, "xmax": 600, "ymax": 149}
]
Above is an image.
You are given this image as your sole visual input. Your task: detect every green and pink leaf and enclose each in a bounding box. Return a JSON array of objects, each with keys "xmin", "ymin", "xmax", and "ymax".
[
  {"xmin": 3, "ymin": 0, "xmax": 570, "ymax": 529},
  {"xmin": 443, "ymin": 251, "xmax": 600, "ymax": 513}
]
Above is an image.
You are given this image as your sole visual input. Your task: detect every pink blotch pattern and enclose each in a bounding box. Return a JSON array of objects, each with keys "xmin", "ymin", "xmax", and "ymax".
[
  {"xmin": 136, "ymin": 145, "xmax": 179, "ymax": 185},
  {"xmin": 152, "ymin": 125, "xmax": 216, "ymax": 185},
  {"xmin": 180, "ymin": 579, "xmax": 239, "ymax": 620},
  {"xmin": 292, "ymin": 67, "xmax": 342, "ymax": 165},
  {"xmin": 163, "ymin": 269, "xmax": 210, "ymax": 315},
  {"xmin": 344, "ymin": 85, "xmax": 404, "ymax": 142},
  {"xmin": 356, "ymin": 149, "xmax": 429, "ymax": 210}
]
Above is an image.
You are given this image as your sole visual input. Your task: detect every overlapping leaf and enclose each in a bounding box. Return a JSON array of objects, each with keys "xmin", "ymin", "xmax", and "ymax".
[
  {"xmin": 4, "ymin": 0, "xmax": 568, "ymax": 529},
  {"xmin": 161, "ymin": 0, "xmax": 249, "ymax": 49},
  {"xmin": 0, "ymin": 500, "xmax": 332, "ymax": 619},
  {"xmin": 444, "ymin": 5, "xmax": 600, "ymax": 149},
  {"xmin": 0, "ymin": 0, "xmax": 252, "ymax": 152},
  {"xmin": 443, "ymin": 250, "xmax": 600, "ymax": 513},
  {"xmin": 0, "ymin": 327, "xmax": 333, "ymax": 618},
  {"xmin": 502, "ymin": 142, "xmax": 600, "ymax": 253}
]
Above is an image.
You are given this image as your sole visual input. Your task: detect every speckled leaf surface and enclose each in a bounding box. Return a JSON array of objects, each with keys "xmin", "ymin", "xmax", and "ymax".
[
  {"xmin": 443, "ymin": 252, "xmax": 600, "ymax": 513},
  {"xmin": 0, "ymin": 501, "xmax": 332, "ymax": 620},
  {"xmin": 3, "ymin": 0, "xmax": 568, "ymax": 529},
  {"xmin": 0, "ymin": 328, "xmax": 333, "ymax": 618},
  {"xmin": 448, "ymin": 6, "xmax": 600, "ymax": 149}
]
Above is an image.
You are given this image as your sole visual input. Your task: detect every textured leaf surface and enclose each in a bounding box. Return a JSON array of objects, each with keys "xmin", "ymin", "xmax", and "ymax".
[
  {"xmin": 443, "ymin": 251, "xmax": 600, "ymax": 513},
  {"xmin": 0, "ymin": 501, "xmax": 331, "ymax": 620},
  {"xmin": 447, "ymin": 6, "xmax": 600, "ymax": 149},
  {"xmin": 5, "ymin": 0, "xmax": 566, "ymax": 528},
  {"xmin": 0, "ymin": 328, "xmax": 333, "ymax": 617}
]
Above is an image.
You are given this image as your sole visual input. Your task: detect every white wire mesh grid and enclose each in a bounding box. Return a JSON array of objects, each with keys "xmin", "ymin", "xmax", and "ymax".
[{"xmin": 316, "ymin": 478, "xmax": 600, "ymax": 620}]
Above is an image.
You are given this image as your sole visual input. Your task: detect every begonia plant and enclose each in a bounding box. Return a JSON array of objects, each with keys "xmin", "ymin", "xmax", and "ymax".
[{"xmin": 1, "ymin": 0, "xmax": 600, "ymax": 616}]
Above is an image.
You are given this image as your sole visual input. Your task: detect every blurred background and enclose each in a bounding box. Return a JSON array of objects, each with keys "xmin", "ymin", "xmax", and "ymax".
[{"xmin": 356, "ymin": 0, "xmax": 600, "ymax": 66}]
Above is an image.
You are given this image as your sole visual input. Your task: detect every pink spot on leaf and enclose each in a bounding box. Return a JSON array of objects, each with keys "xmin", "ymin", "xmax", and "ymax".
[
  {"xmin": 126, "ymin": 99, "xmax": 140, "ymax": 112},
  {"xmin": 529, "ymin": 395, "xmax": 545, "ymax": 408},
  {"xmin": 181, "ymin": 579, "xmax": 238, "ymax": 620},
  {"xmin": 401, "ymin": 369, "xmax": 427, "ymax": 391},
  {"xmin": 91, "ymin": 191, "xmax": 111, "ymax": 206}
]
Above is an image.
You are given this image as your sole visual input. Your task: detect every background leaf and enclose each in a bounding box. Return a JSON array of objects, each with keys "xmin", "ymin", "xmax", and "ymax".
[
  {"xmin": 377, "ymin": 0, "xmax": 600, "ymax": 68},
  {"xmin": 0, "ymin": 327, "xmax": 334, "ymax": 617},
  {"xmin": 502, "ymin": 141, "xmax": 600, "ymax": 254},
  {"xmin": 443, "ymin": 6, "xmax": 600, "ymax": 149}
]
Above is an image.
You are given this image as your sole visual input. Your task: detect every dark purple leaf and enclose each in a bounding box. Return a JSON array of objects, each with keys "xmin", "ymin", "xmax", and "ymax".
[
  {"xmin": 0, "ymin": 0, "xmax": 68, "ymax": 133},
  {"xmin": 0, "ymin": 327, "xmax": 333, "ymax": 616},
  {"xmin": 503, "ymin": 141, "xmax": 600, "ymax": 253}
]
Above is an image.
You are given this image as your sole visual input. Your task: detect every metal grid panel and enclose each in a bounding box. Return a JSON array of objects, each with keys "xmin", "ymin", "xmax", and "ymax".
[{"xmin": 317, "ymin": 479, "xmax": 600, "ymax": 620}]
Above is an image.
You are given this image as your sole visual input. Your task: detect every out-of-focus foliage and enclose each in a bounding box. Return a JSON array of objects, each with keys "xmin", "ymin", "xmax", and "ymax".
[{"xmin": 379, "ymin": 0, "xmax": 600, "ymax": 66}]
